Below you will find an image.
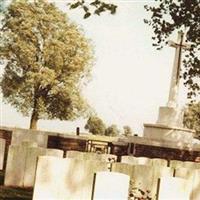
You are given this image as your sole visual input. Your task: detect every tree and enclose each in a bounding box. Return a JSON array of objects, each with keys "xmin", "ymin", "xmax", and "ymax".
[
  {"xmin": 183, "ymin": 102, "xmax": 200, "ymax": 138},
  {"xmin": 144, "ymin": 0, "xmax": 200, "ymax": 98},
  {"xmin": 0, "ymin": 0, "xmax": 93, "ymax": 129},
  {"xmin": 123, "ymin": 125, "xmax": 133, "ymax": 137},
  {"xmin": 85, "ymin": 115, "xmax": 106, "ymax": 135},
  {"xmin": 68, "ymin": 0, "xmax": 117, "ymax": 19},
  {"xmin": 105, "ymin": 124, "xmax": 120, "ymax": 137}
]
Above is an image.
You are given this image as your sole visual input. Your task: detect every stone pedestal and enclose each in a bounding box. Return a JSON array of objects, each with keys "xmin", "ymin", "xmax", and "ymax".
[
  {"xmin": 144, "ymin": 123, "xmax": 194, "ymax": 143},
  {"xmin": 143, "ymin": 105, "xmax": 195, "ymax": 144},
  {"xmin": 157, "ymin": 106, "xmax": 184, "ymax": 127}
]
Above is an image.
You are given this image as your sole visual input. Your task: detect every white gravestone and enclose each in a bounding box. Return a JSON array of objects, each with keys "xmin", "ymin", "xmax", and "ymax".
[
  {"xmin": 11, "ymin": 129, "xmax": 48, "ymax": 147},
  {"xmin": 33, "ymin": 156, "xmax": 109, "ymax": 200},
  {"xmin": 157, "ymin": 177, "xmax": 190, "ymax": 200},
  {"xmin": 4, "ymin": 141, "xmax": 37, "ymax": 186},
  {"xmin": 92, "ymin": 172, "xmax": 130, "ymax": 200},
  {"xmin": 33, "ymin": 156, "xmax": 62, "ymax": 200},
  {"xmin": 121, "ymin": 156, "xmax": 152, "ymax": 165},
  {"xmin": 66, "ymin": 151, "xmax": 117, "ymax": 162},
  {"xmin": 175, "ymin": 168, "xmax": 200, "ymax": 200},
  {"xmin": 23, "ymin": 147, "xmax": 63, "ymax": 187},
  {"xmin": 0, "ymin": 138, "xmax": 6, "ymax": 170},
  {"xmin": 66, "ymin": 150, "xmax": 84, "ymax": 159},
  {"xmin": 111, "ymin": 162, "xmax": 173, "ymax": 199},
  {"xmin": 151, "ymin": 158, "xmax": 168, "ymax": 167},
  {"xmin": 4, "ymin": 142, "xmax": 63, "ymax": 187},
  {"xmin": 170, "ymin": 160, "xmax": 200, "ymax": 170}
]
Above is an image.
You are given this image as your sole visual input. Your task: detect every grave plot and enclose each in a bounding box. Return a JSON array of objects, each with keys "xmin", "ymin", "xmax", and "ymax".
[
  {"xmin": 33, "ymin": 156, "xmax": 109, "ymax": 200},
  {"xmin": 4, "ymin": 141, "xmax": 63, "ymax": 187}
]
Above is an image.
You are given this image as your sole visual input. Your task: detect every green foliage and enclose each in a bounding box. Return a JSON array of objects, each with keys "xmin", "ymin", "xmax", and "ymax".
[
  {"xmin": 68, "ymin": 0, "xmax": 117, "ymax": 19},
  {"xmin": 105, "ymin": 124, "xmax": 120, "ymax": 137},
  {"xmin": 123, "ymin": 125, "xmax": 133, "ymax": 137},
  {"xmin": 0, "ymin": 0, "xmax": 93, "ymax": 129},
  {"xmin": 85, "ymin": 115, "xmax": 106, "ymax": 135},
  {"xmin": 183, "ymin": 102, "xmax": 200, "ymax": 138},
  {"xmin": 145, "ymin": 0, "xmax": 200, "ymax": 98}
]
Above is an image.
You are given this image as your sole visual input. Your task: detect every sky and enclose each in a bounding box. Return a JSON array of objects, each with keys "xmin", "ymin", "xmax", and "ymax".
[{"xmin": 0, "ymin": 0, "xmax": 189, "ymax": 135}]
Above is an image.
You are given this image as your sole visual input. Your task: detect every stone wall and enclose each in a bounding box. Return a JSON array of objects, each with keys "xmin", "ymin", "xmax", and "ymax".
[
  {"xmin": 47, "ymin": 135, "xmax": 88, "ymax": 156},
  {"xmin": 0, "ymin": 126, "xmax": 200, "ymax": 163},
  {"xmin": 127, "ymin": 143, "xmax": 200, "ymax": 162}
]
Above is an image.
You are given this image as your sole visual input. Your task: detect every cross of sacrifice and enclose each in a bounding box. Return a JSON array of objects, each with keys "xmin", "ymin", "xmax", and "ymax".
[{"xmin": 167, "ymin": 31, "xmax": 191, "ymax": 108}]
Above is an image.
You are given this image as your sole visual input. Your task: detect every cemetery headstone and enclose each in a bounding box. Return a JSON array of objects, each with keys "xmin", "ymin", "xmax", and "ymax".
[
  {"xmin": 175, "ymin": 168, "xmax": 200, "ymax": 200},
  {"xmin": 111, "ymin": 162, "xmax": 174, "ymax": 199},
  {"xmin": 170, "ymin": 160, "xmax": 200, "ymax": 170},
  {"xmin": 66, "ymin": 150, "xmax": 117, "ymax": 162},
  {"xmin": 151, "ymin": 158, "xmax": 168, "ymax": 167},
  {"xmin": 33, "ymin": 156, "xmax": 109, "ymax": 200},
  {"xmin": 92, "ymin": 172, "xmax": 130, "ymax": 200},
  {"xmin": 157, "ymin": 177, "xmax": 190, "ymax": 200},
  {"xmin": 4, "ymin": 141, "xmax": 63, "ymax": 187},
  {"xmin": 4, "ymin": 141, "xmax": 37, "ymax": 186},
  {"xmin": 121, "ymin": 156, "xmax": 152, "ymax": 165},
  {"xmin": 11, "ymin": 129, "xmax": 48, "ymax": 147},
  {"xmin": 33, "ymin": 156, "xmax": 62, "ymax": 200}
]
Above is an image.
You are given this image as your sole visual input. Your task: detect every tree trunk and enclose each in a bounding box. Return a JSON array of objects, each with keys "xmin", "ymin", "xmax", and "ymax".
[
  {"xmin": 30, "ymin": 111, "xmax": 38, "ymax": 130},
  {"xmin": 29, "ymin": 95, "xmax": 39, "ymax": 130}
]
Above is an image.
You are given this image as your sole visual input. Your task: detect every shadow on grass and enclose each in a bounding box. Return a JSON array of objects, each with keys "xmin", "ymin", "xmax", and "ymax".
[{"xmin": 0, "ymin": 186, "xmax": 33, "ymax": 200}]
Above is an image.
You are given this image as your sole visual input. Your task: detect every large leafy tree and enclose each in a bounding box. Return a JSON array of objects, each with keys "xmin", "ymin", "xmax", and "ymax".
[
  {"xmin": 105, "ymin": 124, "xmax": 120, "ymax": 137},
  {"xmin": 144, "ymin": 0, "xmax": 200, "ymax": 98},
  {"xmin": 123, "ymin": 125, "xmax": 133, "ymax": 137},
  {"xmin": 183, "ymin": 102, "xmax": 200, "ymax": 138},
  {"xmin": 85, "ymin": 115, "xmax": 106, "ymax": 135},
  {"xmin": 0, "ymin": 0, "xmax": 93, "ymax": 129}
]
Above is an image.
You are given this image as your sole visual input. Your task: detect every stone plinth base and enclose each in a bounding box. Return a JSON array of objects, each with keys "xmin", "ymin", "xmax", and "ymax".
[
  {"xmin": 157, "ymin": 106, "xmax": 184, "ymax": 127},
  {"xmin": 143, "ymin": 123, "xmax": 194, "ymax": 143}
]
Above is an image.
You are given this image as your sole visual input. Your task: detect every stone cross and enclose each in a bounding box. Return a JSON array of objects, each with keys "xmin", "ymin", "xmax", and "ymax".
[{"xmin": 167, "ymin": 31, "xmax": 190, "ymax": 108}]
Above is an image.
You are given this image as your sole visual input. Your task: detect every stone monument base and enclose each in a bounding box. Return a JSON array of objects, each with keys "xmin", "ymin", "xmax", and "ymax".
[
  {"xmin": 143, "ymin": 123, "xmax": 195, "ymax": 144},
  {"xmin": 157, "ymin": 106, "xmax": 184, "ymax": 127}
]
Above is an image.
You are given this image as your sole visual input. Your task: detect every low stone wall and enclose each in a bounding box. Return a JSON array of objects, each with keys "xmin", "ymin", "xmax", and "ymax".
[
  {"xmin": 47, "ymin": 135, "xmax": 88, "ymax": 156},
  {"xmin": 0, "ymin": 126, "xmax": 200, "ymax": 163},
  {"xmin": 129, "ymin": 143, "xmax": 200, "ymax": 161}
]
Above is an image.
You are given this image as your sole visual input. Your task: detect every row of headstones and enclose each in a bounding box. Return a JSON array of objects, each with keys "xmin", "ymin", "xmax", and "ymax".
[
  {"xmin": 33, "ymin": 156, "xmax": 200, "ymax": 200},
  {"xmin": 4, "ymin": 141, "xmax": 63, "ymax": 187},
  {"xmin": 3, "ymin": 142, "xmax": 118, "ymax": 187},
  {"xmin": 121, "ymin": 155, "xmax": 200, "ymax": 169},
  {"xmin": 5, "ymin": 142, "xmax": 200, "ymax": 199}
]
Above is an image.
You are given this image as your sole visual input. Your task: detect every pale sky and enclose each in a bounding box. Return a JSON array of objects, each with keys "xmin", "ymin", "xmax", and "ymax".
[{"xmin": 0, "ymin": 1, "xmax": 189, "ymax": 135}]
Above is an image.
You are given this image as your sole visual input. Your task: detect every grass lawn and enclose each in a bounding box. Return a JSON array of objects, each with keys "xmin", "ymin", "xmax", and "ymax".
[{"xmin": 0, "ymin": 186, "xmax": 33, "ymax": 200}]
